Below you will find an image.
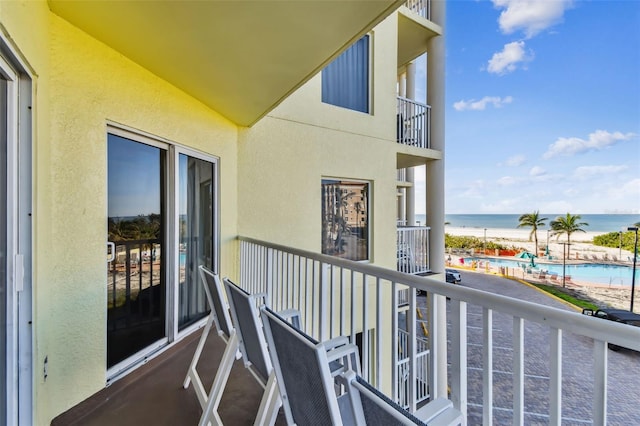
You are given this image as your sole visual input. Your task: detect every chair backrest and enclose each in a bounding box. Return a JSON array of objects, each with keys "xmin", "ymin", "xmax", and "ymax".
[
  {"xmin": 260, "ymin": 306, "xmax": 343, "ymax": 425},
  {"xmin": 344, "ymin": 371, "xmax": 426, "ymax": 426},
  {"xmin": 199, "ymin": 266, "xmax": 232, "ymax": 340},
  {"xmin": 223, "ymin": 278, "xmax": 272, "ymax": 384}
]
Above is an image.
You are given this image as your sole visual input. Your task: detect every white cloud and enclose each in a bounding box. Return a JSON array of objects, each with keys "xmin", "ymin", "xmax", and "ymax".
[
  {"xmin": 493, "ymin": 0, "xmax": 573, "ymax": 38},
  {"xmin": 497, "ymin": 176, "xmax": 518, "ymax": 186},
  {"xmin": 453, "ymin": 96, "xmax": 513, "ymax": 111},
  {"xmin": 505, "ymin": 154, "xmax": 525, "ymax": 166},
  {"xmin": 607, "ymin": 178, "xmax": 640, "ymax": 201},
  {"xmin": 529, "ymin": 166, "xmax": 546, "ymax": 176},
  {"xmin": 460, "ymin": 180, "xmax": 487, "ymax": 198},
  {"xmin": 487, "ymin": 41, "xmax": 533, "ymax": 75},
  {"xmin": 573, "ymin": 165, "xmax": 629, "ymax": 180},
  {"xmin": 543, "ymin": 130, "xmax": 636, "ymax": 159}
]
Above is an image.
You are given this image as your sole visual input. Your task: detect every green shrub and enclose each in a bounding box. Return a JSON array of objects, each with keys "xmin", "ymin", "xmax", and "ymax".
[
  {"xmin": 445, "ymin": 234, "xmax": 520, "ymax": 251},
  {"xmin": 593, "ymin": 231, "xmax": 637, "ymax": 252}
]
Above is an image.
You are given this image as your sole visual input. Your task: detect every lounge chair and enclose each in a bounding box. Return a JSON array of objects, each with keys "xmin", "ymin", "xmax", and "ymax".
[
  {"xmin": 342, "ymin": 370, "xmax": 463, "ymax": 426},
  {"xmin": 260, "ymin": 305, "xmax": 360, "ymax": 424},
  {"xmin": 183, "ymin": 266, "xmax": 237, "ymax": 426},
  {"xmin": 260, "ymin": 306, "xmax": 462, "ymax": 426},
  {"xmin": 223, "ymin": 278, "xmax": 295, "ymax": 426}
]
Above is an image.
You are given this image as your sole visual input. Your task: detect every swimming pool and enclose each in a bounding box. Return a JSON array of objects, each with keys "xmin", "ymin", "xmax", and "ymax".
[{"xmin": 462, "ymin": 257, "xmax": 638, "ymax": 287}]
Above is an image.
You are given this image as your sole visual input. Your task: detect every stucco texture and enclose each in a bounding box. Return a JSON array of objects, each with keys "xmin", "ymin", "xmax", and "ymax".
[
  {"xmin": 1, "ymin": 3, "xmax": 240, "ymax": 422},
  {"xmin": 237, "ymin": 15, "xmax": 400, "ymax": 270}
]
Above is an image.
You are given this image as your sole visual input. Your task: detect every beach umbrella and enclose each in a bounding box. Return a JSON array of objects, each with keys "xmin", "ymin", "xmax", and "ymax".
[{"xmin": 515, "ymin": 251, "xmax": 535, "ymax": 259}]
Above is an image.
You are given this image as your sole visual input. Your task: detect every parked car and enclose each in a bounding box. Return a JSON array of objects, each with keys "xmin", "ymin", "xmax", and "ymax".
[
  {"xmin": 582, "ymin": 307, "xmax": 640, "ymax": 350},
  {"xmin": 445, "ymin": 268, "xmax": 462, "ymax": 284}
]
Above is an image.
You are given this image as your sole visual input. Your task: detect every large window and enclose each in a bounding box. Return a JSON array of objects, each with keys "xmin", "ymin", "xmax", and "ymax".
[
  {"xmin": 321, "ymin": 179, "xmax": 369, "ymax": 261},
  {"xmin": 321, "ymin": 35, "xmax": 370, "ymax": 113}
]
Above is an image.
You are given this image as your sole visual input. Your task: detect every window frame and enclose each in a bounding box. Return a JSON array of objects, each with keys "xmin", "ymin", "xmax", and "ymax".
[
  {"xmin": 321, "ymin": 34, "xmax": 372, "ymax": 114},
  {"xmin": 321, "ymin": 178, "xmax": 370, "ymax": 262}
]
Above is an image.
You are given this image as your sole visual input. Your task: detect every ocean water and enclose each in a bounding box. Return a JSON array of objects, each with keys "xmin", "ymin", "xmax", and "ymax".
[{"xmin": 414, "ymin": 214, "xmax": 639, "ymax": 233}]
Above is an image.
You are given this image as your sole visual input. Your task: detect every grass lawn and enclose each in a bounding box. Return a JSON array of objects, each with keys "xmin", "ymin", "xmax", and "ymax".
[{"xmin": 531, "ymin": 283, "xmax": 599, "ymax": 311}]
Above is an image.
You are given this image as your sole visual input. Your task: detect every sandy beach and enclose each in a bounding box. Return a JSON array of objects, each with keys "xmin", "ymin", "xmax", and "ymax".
[{"xmin": 445, "ymin": 226, "xmax": 638, "ymax": 312}]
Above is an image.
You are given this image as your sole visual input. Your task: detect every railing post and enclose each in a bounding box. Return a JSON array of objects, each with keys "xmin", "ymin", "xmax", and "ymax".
[
  {"xmin": 450, "ymin": 300, "xmax": 467, "ymax": 418},
  {"xmin": 319, "ymin": 262, "xmax": 329, "ymax": 342},
  {"xmin": 550, "ymin": 328, "xmax": 562, "ymax": 425},
  {"xmin": 482, "ymin": 308, "xmax": 493, "ymax": 424},
  {"xmin": 408, "ymin": 286, "xmax": 417, "ymax": 412},
  {"xmin": 593, "ymin": 340, "xmax": 608, "ymax": 425},
  {"xmin": 513, "ymin": 317, "xmax": 524, "ymax": 426},
  {"xmin": 392, "ymin": 282, "xmax": 399, "ymax": 402},
  {"xmin": 265, "ymin": 247, "xmax": 274, "ymax": 304}
]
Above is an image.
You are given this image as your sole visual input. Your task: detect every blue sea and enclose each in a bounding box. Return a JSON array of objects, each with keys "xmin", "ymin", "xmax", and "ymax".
[{"xmin": 415, "ymin": 214, "xmax": 639, "ymax": 233}]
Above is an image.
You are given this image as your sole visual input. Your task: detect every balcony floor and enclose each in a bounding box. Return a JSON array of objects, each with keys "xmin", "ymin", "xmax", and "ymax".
[{"xmin": 52, "ymin": 327, "xmax": 286, "ymax": 426}]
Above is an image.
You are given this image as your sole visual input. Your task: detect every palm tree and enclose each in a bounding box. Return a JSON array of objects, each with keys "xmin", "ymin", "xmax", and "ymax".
[
  {"xmin": 517, "ymin": 211, "xmax": 548, "ymax": 255},
  {"xmin": 550, "ymin": 213, "xmax": 589, "ymax": 259}
]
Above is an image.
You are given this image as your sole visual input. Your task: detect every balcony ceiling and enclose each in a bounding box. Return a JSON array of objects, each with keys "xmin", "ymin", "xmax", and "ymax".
[
  {"xmin": 397, "ymin": 7, "xmax": 442, "ymax": 68},
  {"xmin": 48, "ymin": 0, "xmax": 405, "ymax": 127}
]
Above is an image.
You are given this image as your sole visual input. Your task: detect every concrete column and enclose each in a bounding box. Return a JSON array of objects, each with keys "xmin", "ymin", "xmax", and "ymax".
[
  {"xmin": 426, "ymin": 0, "xmax": 447, "ymax": 399},
  {"xmin": 406, "ymin": 62, "xmax": 416, "ymax": 99},
  {"xmin": 406, "ymin": 61, "xmax": 416, "ymax": 226},
  {"xmin": 398, "ymin": 71, "xmax": 406, "ymax": 98},
  {"xmin": 397, "ymin": 189, "xmax": 406, "ymax": 224}
]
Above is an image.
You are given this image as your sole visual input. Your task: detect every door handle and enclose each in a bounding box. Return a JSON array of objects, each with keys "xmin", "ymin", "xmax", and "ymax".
[{"xmin": 107, "ymin": 242, "xmax": 115, "ymax": 262}]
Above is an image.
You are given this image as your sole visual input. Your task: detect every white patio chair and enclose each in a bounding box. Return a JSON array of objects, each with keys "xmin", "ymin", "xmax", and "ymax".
[
  {"xmin": 260, "ymin": 306, "xmax": 361, "ymax": 425},
  {"xmin": 222, "ymin": 278, "xmax": 286, "ymax": 426},
  {"xmin": 342, "ymin": 370, "xmax": 463, "ymax": 425},
  {"xmin": 183, "ymin": 266, "xmax": 238, "ymax": 426},
  {"xmin": 261, "ymin": 306, "xmax": 463, "ymax": 426}
]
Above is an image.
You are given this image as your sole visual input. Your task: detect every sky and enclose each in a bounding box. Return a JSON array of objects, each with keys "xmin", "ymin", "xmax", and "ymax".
[{"xmin": 415, "ymin": 0, "xmax": 640, "ymax": 215}]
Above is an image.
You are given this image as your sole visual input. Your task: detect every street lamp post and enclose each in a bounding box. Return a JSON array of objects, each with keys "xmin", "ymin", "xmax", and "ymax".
[
  {"xmin": 619, "ymin": 231, "xmax": 623, "ymax": 260},
  {"xmin": 546, "ymin": 229, "xmax": 550, "ymax": 259},
  {"xmin": 560, "ymin": 242, "xmax": 571, "ymax": 288},
  {"xmin": 483, "ymin": 228, "xmax": 487, "ymax": 254},
  {"xmin": 628, "ymin": 226, "xmax": 638, "ymax": 312}
]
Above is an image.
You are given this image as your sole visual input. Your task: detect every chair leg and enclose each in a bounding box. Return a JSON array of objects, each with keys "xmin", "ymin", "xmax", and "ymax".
[
  {"xmin": 184, "ymin": 313, "xmax": 215, "ymax": 408},
  {"xmin": 198, "ymin": 331, "xmax": 240, "ymax": 426},
  {"xmin": 253, "ymin": 372, "xmax": 282, "ymax": 426}
]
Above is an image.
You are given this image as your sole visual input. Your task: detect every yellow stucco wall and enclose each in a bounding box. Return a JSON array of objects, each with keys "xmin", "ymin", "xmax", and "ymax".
[
  {"xmin": 2, "ymin": 2, "xmax": 240, "ymax": 423},
  {"xmin": 238, "ymin": 15, "xmax": 399, "ymax": 269},
  {"xmin": 237, "ymin": 15, "xmax": 400, "ymax": 394},
  {"xmin": 1, "ymin": 0, "xmax": 408, "ymax": 421}
]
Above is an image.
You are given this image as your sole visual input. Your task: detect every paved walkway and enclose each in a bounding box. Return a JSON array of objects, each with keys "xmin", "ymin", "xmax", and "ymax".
[{"xmin": 427, "ymin": 271, "xmax": 640, "ymax": 425}]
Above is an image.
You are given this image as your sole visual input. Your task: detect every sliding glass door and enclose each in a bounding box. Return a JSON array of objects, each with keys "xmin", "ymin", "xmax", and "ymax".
[
  {"xmin": 177, "ymin": 153, "xmax": 216, "ymax": 330},
  {"xmin": 0, "ymin": 71, "xmax": 8, "ymax": 426},
  {"xmin": 107, "ymin": 134, "xmax": 166, "ymax": 368},
  {"xmin": 107, "ymin": 129, "xmax": 219, "ymax": 373}
]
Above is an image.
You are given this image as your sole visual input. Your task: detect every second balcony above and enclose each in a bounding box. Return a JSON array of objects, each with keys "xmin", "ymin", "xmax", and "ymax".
[{"xmin": 397, "ymin": 96, "xmax": 430, "ymax": 149}]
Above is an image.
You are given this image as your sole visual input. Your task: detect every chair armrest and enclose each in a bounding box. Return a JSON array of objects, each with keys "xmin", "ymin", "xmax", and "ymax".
[
  {"xmin": 414, "ymin": 397, "xmax": 453, "ymax": 421},
  {"xmin": 326, "ymin": 343, "xmax": 361, "ymax": 375},
  {"xmin": 324, "ymin": 336, "xmax": 350, "ymax": 351},
  {"xmin": 277, "ymin": 308, "xmax": 302, "ymax": 329}
]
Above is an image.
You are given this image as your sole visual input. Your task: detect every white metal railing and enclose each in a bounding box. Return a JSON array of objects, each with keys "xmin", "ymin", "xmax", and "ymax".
[
  {"xmin": 397, "ymin": 226, "xmax": 430, "ymax": 274},
  {"xmin": 398, "ymin": 329, "xmax": 430, "ymax": 406},
  {"xmin": 237, "ymin": 236, "xmax": 640, "ymax": 424},
  {"xmin": 397, "ymin": 287, "xmax": 410, "ymax": 306},
  {"xmin": 397, "ymin": 97, "xmax": 431, "ymax": 149},
  {"xmin": 404, "ymin": 0, "xmax": 431, "ymax": 21},
  {"xmin": 397, "ymin": 168, "xmax": 407, "ymax": 182}
]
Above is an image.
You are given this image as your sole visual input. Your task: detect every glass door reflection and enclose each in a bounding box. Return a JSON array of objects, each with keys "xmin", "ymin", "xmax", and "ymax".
[
  {"xmin": 178, "ymin": 154, "xmax": 215, "ymax": 330},
  {"xmin": 107, "ymin": 134, "xmax": 166, "ymax": 368}
]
